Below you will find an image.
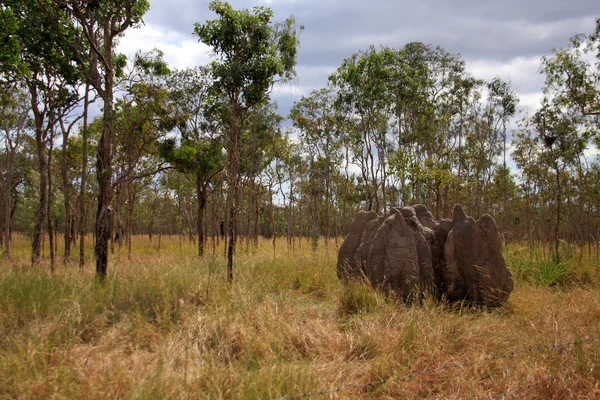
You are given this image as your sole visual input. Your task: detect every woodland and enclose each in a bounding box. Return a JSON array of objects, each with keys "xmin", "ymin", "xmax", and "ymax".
[
  {"xmin": 0, "ymin": 2, "xmax": 599, "ymax": 274},
  {"xmin": 1, "ymin": 1, "xmax": 600, "ymax": 398}
]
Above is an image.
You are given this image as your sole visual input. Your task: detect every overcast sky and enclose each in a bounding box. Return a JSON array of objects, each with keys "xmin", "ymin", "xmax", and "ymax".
[{"xmin": 117, "ymin": 0, "xmax": 599, "ymax": 157}]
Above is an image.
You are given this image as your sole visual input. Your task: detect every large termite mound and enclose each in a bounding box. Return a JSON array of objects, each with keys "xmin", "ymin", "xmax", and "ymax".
[{"xmin": 337, "ymin": 204, "xmax": 513, "ymax": 306}]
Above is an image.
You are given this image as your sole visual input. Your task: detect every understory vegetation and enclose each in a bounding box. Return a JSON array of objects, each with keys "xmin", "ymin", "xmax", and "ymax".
[{"xmin": 1, "ymin": 235, "xmax": 600, "ymax": 399}]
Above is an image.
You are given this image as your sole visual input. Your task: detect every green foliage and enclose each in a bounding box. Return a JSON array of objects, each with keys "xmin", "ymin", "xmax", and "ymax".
[
  {"xmin": 290, "ymin": 86, "xmax": 343, "ymax": 161},
  {"xmin": 330, "ymin": 45, "xmax": 393, "ymax": 116},
  {"xmin": 165, "ymin": 67, "xmax": 213, "ymax": 136},
  {"xmin": 0, "ymin": 8, "xmax": 23, "ymax": 77},
  {"xmin": 503, "ymin": 245, "xmax": 598, "ymax": 288},
  {"xmin": 537, "ymin": 255, "xmax": 572, "ymax": 287},
  {"xmin": 2, "ymin": 0, "xmax": 81, "ymax": 86},
  {"xmin": 310, "ymin": 226, "xmax": 320, "ymax": 253},
  {"xmin": 194, "ymin": 1, "xmax": 300, "ymax": 108},
  {"xmin": 159, "ymin": 137, "xmax": 223, "ymax": 178},
  {"xmin": 487, "ymin": 77, "xmax": 518, "ymax": 121},
  {"xmin": 540, "ymin": 19, "xmax": 600, "ymax": 147},
  {"xmin": 112, "ymin": 49, "xmax": 173, "ymax": 177},
  {"xmin": 132, "ymin": 48, "xmax": 170, "ymax": 77},
  {"xmin": 338, "ymin": 281, "xmax": 385, "ymax": 317},
  {"xmin": 239, "ymin": 102, "xmax": 283, "ymax": 175},
  {"xmin": 158, "ymin": 66, "xmax": 224, "ymax": 186}
]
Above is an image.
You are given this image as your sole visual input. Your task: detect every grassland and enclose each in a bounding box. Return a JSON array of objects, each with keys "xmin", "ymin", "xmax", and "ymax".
[{"xmin": 1, "ymin": 234, "xmax": 600, "ymax": 399}]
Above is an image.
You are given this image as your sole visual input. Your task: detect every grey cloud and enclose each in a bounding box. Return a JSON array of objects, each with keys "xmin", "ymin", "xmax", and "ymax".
[
  {"xmin": 140, "ymin": 0, "xmax": 598, "ymax": 116},
  {"xmin": 145, "ymin": 0, "xmax": 598, "ymax": 63}
]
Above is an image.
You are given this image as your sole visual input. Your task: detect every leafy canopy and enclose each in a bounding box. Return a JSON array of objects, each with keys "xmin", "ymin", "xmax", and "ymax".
[{"xmin": 193, "ymin": 0, "xmax": 300, "ymax": 109}]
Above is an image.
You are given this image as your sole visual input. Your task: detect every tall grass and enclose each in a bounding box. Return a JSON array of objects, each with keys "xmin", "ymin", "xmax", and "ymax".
[
  {"xmin": 1, "ymin": 234, "xmax": 600, "ymax": 399},
  {"xmin": 505, "ymin": 242, "xmax": 597, "ymax": 287}
]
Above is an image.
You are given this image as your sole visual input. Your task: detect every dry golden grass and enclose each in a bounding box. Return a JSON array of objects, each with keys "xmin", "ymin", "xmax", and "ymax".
[{"xmin": 1, "ymin": 234, "xmax": 600, "ymax": 399}]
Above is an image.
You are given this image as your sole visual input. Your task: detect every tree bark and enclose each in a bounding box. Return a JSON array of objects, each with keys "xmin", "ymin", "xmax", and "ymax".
[
  {"xmin": 196, "ymin": 175, "xmax": 207, "ymax": 257},
  {"xmin": 3, "ymin": 132, "xmax": 16, "ymax": 260},
  {"xmin": 48, "ymin": 127, "xmax": 55, "ymax": 270},
  {"xmin": 31, "ymin": 85, "xmax": 47, "ymax": 266},
  {"xmin": 94, "ymin": 30, "xmax": 114, "ymax": 279},
  {"xmin": 62, "ymin": 118, "xmax": 71, "ymax": 263},
  {"xmin": 79, "ymin": 83, "xmax": 89, "ymax": 271},
  {"xmin": 254, "ymin": 185, "xmax": 260, "ymax": 249},
  {"xmin": 554, "ymin": 162, "xmax": 561, "ymax": 259},
  {"xmin": 227, "ymin": 105, "xmax": 240, "ymax": 282},
  {"xmin": 127, "ymin": 182, "xmax": 134, "ymax": 261}
]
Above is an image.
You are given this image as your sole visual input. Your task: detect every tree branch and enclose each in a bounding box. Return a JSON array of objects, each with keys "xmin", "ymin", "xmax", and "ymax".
[{"xmin": 112, "ymin": 165, "xmax": 173, "ymax": 187}]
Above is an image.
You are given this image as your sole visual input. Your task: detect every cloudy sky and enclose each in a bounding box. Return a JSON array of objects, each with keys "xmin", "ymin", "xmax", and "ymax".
[{"xmin": 117, "ymin": 0, "xmax": 598, "ymax": 150}]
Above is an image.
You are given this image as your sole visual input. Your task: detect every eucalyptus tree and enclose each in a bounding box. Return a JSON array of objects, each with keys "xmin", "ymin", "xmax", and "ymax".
[
  {"xmin": 239, "ymin": 103, "xmax": 281, "ymax": 248},
  {"xmin": 160, "ymin": 136, "xmax": 223, "ymax": 257},
  {"xmin": 513, "ymin": 101, "xmax": 587, "ymax": 256},
  {"xmin": 265, "ymin": 130, "xmax": 291, "ymax": 253},
  {"xmin": 194, "ymin": 0, "xmax": 300, "ymax": 281},
  {"xmin": 540, "ymin": 20, "xmax": 600, "ymax": 128},
  {"xmin": 461, "ymin": 104, "xmax": 497, "ymax": 216},
  {"xmin": 3, "ymin": 0, "xmax": 80, "ymax": 265},
  {"xmin": 41, "ymin": 0, "xmax": 150, "ymax": 277},
  {"xmin": 440, "ymin": 73, "xmax": 480, "ymax": 209},
  {"xmin": 388, "ymin": 43, "xmax": 432, "ymax": 148},
  {"xmin": 417, "ymin": 67, "xmax": 477, "ymax": 215},
  {"xmin": 330, "ymin": 46, "xmax": 394, "ymax": 212},
  {"xmin": 276, "ymin": 133, "xmax": 302, "ymax": 248},
  {"xmin": 159, "ymin": 169, "xmax": 198, "ymax": 244},
  {"xmin": 55, "ymin": 82, "xmax": 85, "ymax": 263},
  {"xmin": 78, "ymin": 81, "xmax": 91, "ymax": 270},
  {"xmin": 526, "ymin": 19, "xmax": 600, "ymax": 249},
  {"xmin": 58, "ymin": 129, "xmax": 92, "ymax": 252},
  {"xmin": 386, "ymin": 43, "xmax": 433, "ymax": 205},
  {"xmin": 540, "ymin": 105, "xmax": 587, "ymax": 257},
  {"xmin": 0, "ymin": 82, "xmax": 30, "ymax": 259},
  {"xmin": 112, "ymin": 49, "xmax": 171, "ymax": 258},
  {"xmin": 484, "ymin": 78, "xmax": 518, "ymax": 227},
  {"xmin": 486, "ymin": 78, "xmax": 519, "ymax": 169},
  {"xmin": 291, "ymin": 85, "xmax": 343, "ymax": 245},
  {"xmin": 159, "ymin": 66, "xmax": 224, "ymax": 257}
]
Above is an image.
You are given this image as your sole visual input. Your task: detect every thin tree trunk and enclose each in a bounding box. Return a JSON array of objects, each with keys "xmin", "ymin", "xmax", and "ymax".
[
  {"xmin": 455, "ymin": 110, "xmax": 464, "ymax": 205},
  {"xmin": 95, "ymin": 41, "xmax": 114, "ymax": 279},
  {"xmin": 290, "ymin": 180, "xmax": 295, "ymax": 252},
  {"xmin": 246, "ymin": 184, "xmax": 252, "ymax": 253},
  {"xmin": 254, "ymin": 185, "xmax": 260, "ymax": 250},
  {"xmin": 380, "ymin": 144, "xmax": 386, "ymax": 215},
  {"xmin": 31, "ymin": 85, "xmax": 47, "ymax": 266},
  {"xmin": 272, "ymin": 193, "xmax": 276, "ymax": 259},
  {"xmin": 503, "ymin": 120, "xmax": 509, "ymax": 232},
  {"xmin": 298, "ymin": 201, "xmax": 303, "ymax": 250},
  {"xmin": 212, "ymin": 198, "xmax": 217, "ymax": 255},
  {"xmin": 109, "ymin": 192, "xmax": 115, "ymax": 255},
  {"xmin": 196, "ymin": 175, "xmax": 206, "ymax": 257},
  {"xmin": 62, "ymin": 120, "xmax": 71, "ymax": 263},
  {"xmin": 227, "ymin": 106, "xmax": 240, "ymax": 282},
  {"xmin": 555, "ymin": 163, "xmax": 561, "ymax": 259},
  {"xmin": 48, "ymin": 127, "xmax": 55, "ymax": 271},
  {"xmin": 4, "ymin": 136, "xmax": 16, "ymax": 260},
  {"xmin": 127, "ymin": 183, "xmax": 134, "ymax": 261},
  {"xmin": 79, "ymin": 83, "xmax": 89, "ymax": 271},
  {"xmin": 325, "ymin": 157, "xmax": 330, "ymax": 251}
]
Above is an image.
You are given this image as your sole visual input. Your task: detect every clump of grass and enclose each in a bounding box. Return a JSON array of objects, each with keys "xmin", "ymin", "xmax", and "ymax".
[
  {"xmin": 505, "ymin": 244, "xmax": 598, "ymax": 288},
  {"xmin": 338, "ymin": 280, "xmax": 386, "ymax": 317},
  {"xmin": 537, "ymin": 255, "xmax": 572, "ymax": 287}
]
